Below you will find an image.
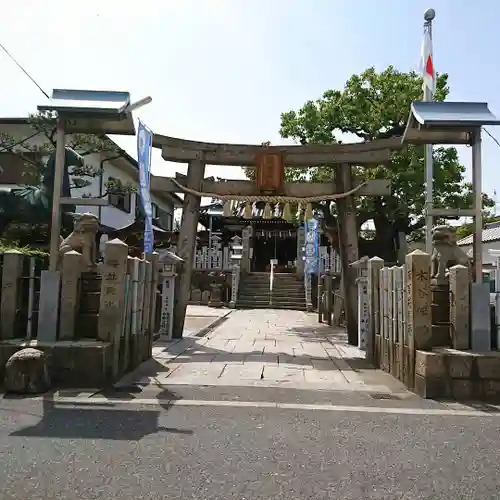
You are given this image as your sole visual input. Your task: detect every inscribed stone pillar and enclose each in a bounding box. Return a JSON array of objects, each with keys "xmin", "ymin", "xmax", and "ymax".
[
  {"xmin": 305, "ymin": 272, "xmax": 313, "ymax": 312},
  {"xmin": 449, "ymin": 264, "xmax": 470, "ymax": 349},
  {"xmin": 146, "ymin": 252, "xmax": 160, "ymax": 336},
  {"xmin": 296, "ymin": 225, "xmax": 305, "ymax": 277},
  {"xmin": 230, "ymin": 264, "xmax": 240, "ymax": 308},
  {"xmin": 241, "ymin": 226, "xmax": 251, "ymax": 273},
  {"xmin": 0, "ymin": 250, "xmax": 23, "ymax": 339},
  {"xmin": 357, "ymin": 275, "xmax": 369, "ymax": 351},
  {"xmin": 405, "ymin": 250, "xmax": 432, "ymax": 389},
  {"xmin": 59, "ymin": 250, "xmax": 82, "ymax": 340},
  {"xmin": 160, "ymin": 274, "xmax": 175, "ymax": 338},
  {"xmin": 141, "ymin": 259, "xmax": 153, "ymax": 361},
  {"xmin": 173, "ymin": 159, "xmax": 206, "ymax": 338},
  {"xmin": 142, "ymin": 259, "xmax": 153, "ymax": 334},
  {"xmin": 122, "ymin": 256, "xmax": 135, "ymax": 372},
  {"xmin": 367, "ymin": 257, "xmax": 384, "ymax": 364},
  {"xmin": 325, "ymin": 271, "xmax": 333, "ymax": 326},
  {"xmin": 97, "ymin": 239, "xmax": 128, "ymax": 378},
  {"xmin": 129, "ymin": 257, "xmax": 142, "ymax": 367}
]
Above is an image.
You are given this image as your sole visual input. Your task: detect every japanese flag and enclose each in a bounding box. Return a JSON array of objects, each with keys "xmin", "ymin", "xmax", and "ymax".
[{"xmin": 420, "ymin": 29, "xmax": 435, "ymax": 95}]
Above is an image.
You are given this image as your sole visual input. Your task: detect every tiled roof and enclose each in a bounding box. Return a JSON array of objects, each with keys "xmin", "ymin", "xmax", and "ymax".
[{"xmin": 457, "ymin": 223, "xmax": 500, "ymax": 246}]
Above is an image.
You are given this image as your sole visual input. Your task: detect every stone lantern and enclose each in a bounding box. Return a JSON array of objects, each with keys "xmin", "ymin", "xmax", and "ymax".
[{"xmin": 158, "ymin": 249, "xmax": 184, "ymax": 339}]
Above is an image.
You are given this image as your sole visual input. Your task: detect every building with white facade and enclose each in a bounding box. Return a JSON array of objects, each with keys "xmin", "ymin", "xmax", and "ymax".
[
  {"xmin": 0, "ymin": 118, "xmax": 181, "ymax": 233},
  {"xmin": 457, "ymin": 221, "xmax": 500, "ymax": 268}
]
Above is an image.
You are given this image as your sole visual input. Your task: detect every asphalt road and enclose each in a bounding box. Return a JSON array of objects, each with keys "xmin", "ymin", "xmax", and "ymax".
[{"xmin": 1, "ymin": 392, "xmax": 500, "ymax": 500}]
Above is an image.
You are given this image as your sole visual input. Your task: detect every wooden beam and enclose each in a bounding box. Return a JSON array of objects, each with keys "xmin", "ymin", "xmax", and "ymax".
[
  {"xmin": 150, "ymin": 178, "xmax": 391, "ymax": 197},
  {"xmin": 403, "ymin": 128, "xmax": 471, "ymax": 145},
  {"xmin": 160, "ymin": 145, "xmax": 393, "ymax": 166},
  {"xmin": 60, "ymin": 197, "xmax": 109, "ymax": 206},
  {"xmin": 153, "ymin": 134, "xmax": 401, "ymax": 154},
  {"xmin": 152, "ymin": 129, "xmax": 471, "ymax": 166}
]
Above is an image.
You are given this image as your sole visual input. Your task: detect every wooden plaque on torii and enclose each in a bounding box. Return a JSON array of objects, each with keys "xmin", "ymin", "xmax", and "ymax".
[{"xmin": 254, "ymin": 152, "xmax": 284, "ymax": 192}]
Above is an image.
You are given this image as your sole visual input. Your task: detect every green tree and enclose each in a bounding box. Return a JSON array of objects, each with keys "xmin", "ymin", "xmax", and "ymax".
[
  {"xmin": 247, "ymin": 66, "xmax": 494, "ymax": 261},
  {"xmin": 0, "ymin": 112, "xmax": 135, "ymax": 247}
]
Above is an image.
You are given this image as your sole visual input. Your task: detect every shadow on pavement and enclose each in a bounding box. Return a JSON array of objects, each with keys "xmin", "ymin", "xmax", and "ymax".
[{"xmin": 8, "ymin": 387, "xmax": 193, "ymax": 441}]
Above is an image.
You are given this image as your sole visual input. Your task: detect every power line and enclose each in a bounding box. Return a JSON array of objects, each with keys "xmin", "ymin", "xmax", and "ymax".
[
  {"xmin": 0, "ymin": 41, "xmax": 49, "ymax": 99},
  {"xmin": 483, "ymin": 127, "xmax": 500, "ymax": 149},
  {"xmin": 4, "ymin": 39, "xmax": 500, "ymax": 163}
]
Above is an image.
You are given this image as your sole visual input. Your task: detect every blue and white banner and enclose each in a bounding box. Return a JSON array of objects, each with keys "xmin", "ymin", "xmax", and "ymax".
[
  {"xmin": 304, "ymin": 218, "xmax": 319, "ymax": 275},
  {"xmin": 137, "ymin": 120, "xmax": 154, "ymax": 254}
]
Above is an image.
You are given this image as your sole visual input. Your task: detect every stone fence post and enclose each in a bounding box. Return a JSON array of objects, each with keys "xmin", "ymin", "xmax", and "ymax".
[
  {"xmin": 367, "ymin": 257, "xmax": 384, "ymax": 364},
  {"xmin": 97, "ymin": 239, "xmax": 128, "ymax": 378},
  {"xmin": 59, "ymin": 250, "xmax": 82, "ymax": 340},
  {"xmin": 449, "ymin": 264, "xmax": 470, "ymax": 349},
  {"xmin": 141, "ymin": 256, "xmax": 153, "ymax": 360},
  {"xmin": 1, "ymin": 250, "xmax": 24, "ymax": 340},
  {"xmin": 406, "ymin": 250, "xmax": 432, "ymax": 388},
  {"xmin": 147, "ymin": 252, "xmax": 160, "ymax": 338}
]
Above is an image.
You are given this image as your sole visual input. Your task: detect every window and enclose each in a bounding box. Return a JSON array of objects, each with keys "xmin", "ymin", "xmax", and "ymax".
[
  {"xmin": 158, "ymin": 208, "xmax": 173, "ymax": 230},
  {"xmin": 151, "ymin": 203, "xmax": 159, "ymax": 219},
  {"xmin": 108, "ymin": 177, "xmax": 131, "ymax": 213}
]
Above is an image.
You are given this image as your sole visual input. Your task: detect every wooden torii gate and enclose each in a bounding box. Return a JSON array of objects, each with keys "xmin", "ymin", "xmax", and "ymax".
[{"xmin": 150, "ymin": 129, "xmax": 466, "ymax": 341}]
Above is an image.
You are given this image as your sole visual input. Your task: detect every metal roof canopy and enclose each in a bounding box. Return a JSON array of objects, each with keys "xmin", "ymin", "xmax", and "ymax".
[
  {"xmin": 403, "ymin": 101, "xmax": 500, "ymax": 145},
  {"xmin": 37, "ymin": 88, "xmax": 136, "ymax": 136},
  {"xmin": 402, "ymin": 100, "xmax": 500, "ymax": 286}
]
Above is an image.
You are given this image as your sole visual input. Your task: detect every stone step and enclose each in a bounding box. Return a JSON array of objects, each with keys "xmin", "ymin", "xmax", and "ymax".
[
  {"xmin": 240, "ymin": 284, "xmax": 304, "ymax": 292},
  {"xmin": 237, "ymin": 297, "xmax": 306, "ymax": 306},
  {"xmin": 236, "ymin": 302, "xmax": 307, "ymax": 311},
  {"xmin": 243, "ymin": 276, "xmax": 301, "ymax": 282},
  {"xmin": 239, "ymin": 291, "xmax": 305, "ymax": 300}
]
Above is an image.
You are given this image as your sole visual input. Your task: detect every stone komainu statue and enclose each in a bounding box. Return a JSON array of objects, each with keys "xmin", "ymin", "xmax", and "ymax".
[
  {"xmin": 58, "ymin": 212, "xmax": 100, "ymax": 271},
  {"xmin": 430, "ymin": 225, "xmax": 471, "ymax": 284}
]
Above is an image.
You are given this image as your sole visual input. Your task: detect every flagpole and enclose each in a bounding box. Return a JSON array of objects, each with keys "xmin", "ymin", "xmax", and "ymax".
[{"xmin": 423, "ymin": 7, "xmax": 435, "ymax": 255}]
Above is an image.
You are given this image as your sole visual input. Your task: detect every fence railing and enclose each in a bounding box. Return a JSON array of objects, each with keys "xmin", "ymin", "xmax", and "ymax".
[
  {"xmin": 363, "ymin": 250, "xmax": 473, "ymax": 389},
  {"xmin": 187, "ymin": 244, "xmax": 341, "ymax": 273}
]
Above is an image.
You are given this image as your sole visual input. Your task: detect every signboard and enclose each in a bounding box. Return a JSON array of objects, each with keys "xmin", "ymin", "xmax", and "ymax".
[
  {"xmin": 304, "ymin": 218, "xmax": 319, "ymax": 274},
  {"xmin": 255, "ymin": 152, "xmax": 284, "ymax": 192},
  {"xmin": 137, "ymin": 120, "xmax": 154, "ymax": 253}
]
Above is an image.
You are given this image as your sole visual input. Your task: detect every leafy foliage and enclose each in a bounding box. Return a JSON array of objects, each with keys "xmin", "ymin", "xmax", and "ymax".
[{"xmin": 244, "ymin": 66, "xmax": 494, "ymax": 260}]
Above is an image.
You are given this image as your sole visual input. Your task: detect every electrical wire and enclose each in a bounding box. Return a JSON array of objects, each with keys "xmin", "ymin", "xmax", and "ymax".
[
  {"xmin": 3, "ymin": 39, "xmax": 500, "ymax": 159},
  {"xmin": 0, "ymin": 42, "xmax": 49, "ymax": 99},
  {"xmin": 483, "ymin": 127, "xmax": 500, "ymax": 148}
]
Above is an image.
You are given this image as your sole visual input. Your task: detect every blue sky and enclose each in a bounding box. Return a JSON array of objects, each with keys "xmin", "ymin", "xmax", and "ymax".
[{"xmin": 1, "ymin": 0, "xmax": 499, "ymax": 203}]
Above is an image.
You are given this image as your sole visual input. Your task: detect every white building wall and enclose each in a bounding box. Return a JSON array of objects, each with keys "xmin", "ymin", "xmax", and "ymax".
[{"xmin": 459, "ymin": 241, "xmax": 500, "ymax": 267}]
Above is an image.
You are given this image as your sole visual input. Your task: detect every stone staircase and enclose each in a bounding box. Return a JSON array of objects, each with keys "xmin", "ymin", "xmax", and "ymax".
[{"xmin": 237, "ymin": 272, "xmax": 306, "ymax": 310}]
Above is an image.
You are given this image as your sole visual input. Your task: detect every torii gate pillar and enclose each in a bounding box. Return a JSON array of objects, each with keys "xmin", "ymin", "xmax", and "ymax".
[
  {"xmin": 336, "ymin": 164, "xmax": 360, "ymax": 345},
  {"xmin": 172, "ymin": 159, "xmax": 206, "ymax": 338}
]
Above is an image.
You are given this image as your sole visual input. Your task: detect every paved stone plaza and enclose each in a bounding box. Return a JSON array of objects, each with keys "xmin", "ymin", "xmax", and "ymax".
[{"xmin": 118, "ymin": 308, "xmax": 407, "ymax": 394}]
